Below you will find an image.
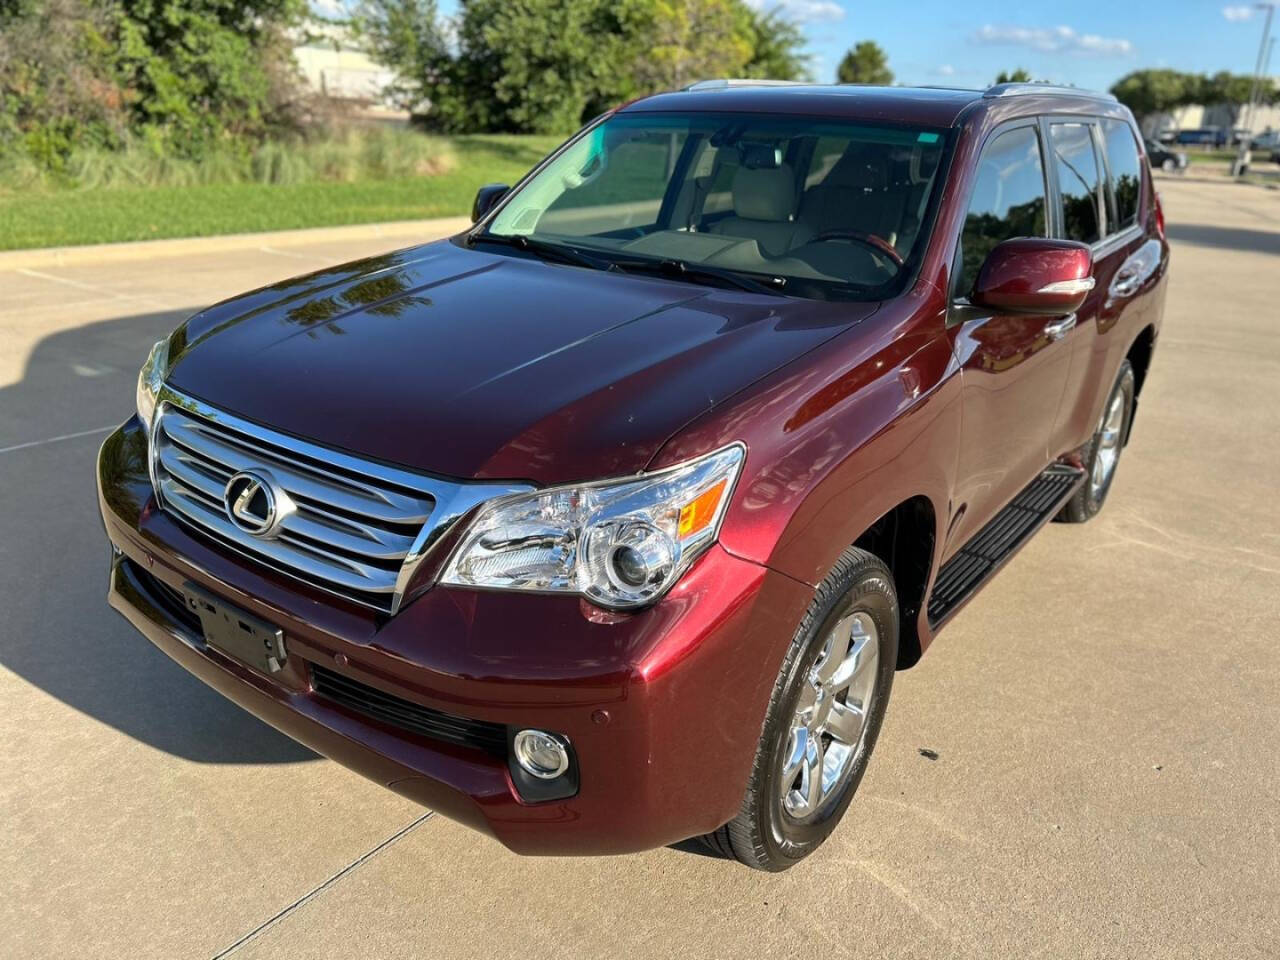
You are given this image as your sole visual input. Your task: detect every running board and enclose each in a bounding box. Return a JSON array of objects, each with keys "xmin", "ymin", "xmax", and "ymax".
[{"xmin": 927, "ymin": 463, "xmax": 1085, "ymax": 627}]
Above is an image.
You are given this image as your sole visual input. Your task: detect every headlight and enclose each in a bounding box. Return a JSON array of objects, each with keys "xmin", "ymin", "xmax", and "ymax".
[
  {"xmin": 135, "ymin": 338, "xmax": 169, "ymax": 434},
  {"xmin": 441, "ymin": 444, "xmax": 744, "ymax": 609}
]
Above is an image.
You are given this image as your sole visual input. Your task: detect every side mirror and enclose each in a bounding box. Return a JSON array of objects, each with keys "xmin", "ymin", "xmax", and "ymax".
[
  {"xmin": 471, "ymin": 183, "xmax": 510, "ymax": 223},
  {"xmin": 972, "ymin": 238, "xmax": 1096, "ymax": 314}
]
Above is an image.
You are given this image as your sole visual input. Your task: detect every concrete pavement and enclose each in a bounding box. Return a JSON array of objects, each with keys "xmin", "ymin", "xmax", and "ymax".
[{"xmin": 2, "ymin": 180, "xmax": 1278, "ymax": 959}]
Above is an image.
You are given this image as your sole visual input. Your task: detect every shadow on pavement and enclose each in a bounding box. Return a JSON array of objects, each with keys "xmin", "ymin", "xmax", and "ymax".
[
  {"xmin": 0, "ymin": 307, "xmax": 315, "ymax": 764},
  {"xmin": 1164, "ymin": 222, "xmax": 1280, "ymax": 256}
]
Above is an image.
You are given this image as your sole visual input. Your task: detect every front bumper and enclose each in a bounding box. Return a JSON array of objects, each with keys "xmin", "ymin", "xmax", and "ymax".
[{"xmin": 98, "ymin": 418, "xmax": 813, "ymax": 855}]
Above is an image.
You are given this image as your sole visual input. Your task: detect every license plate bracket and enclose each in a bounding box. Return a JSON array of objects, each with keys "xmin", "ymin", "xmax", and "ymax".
[{"xmin": 182, "ymin": 583, "xmax": 286, "ymax": 675}]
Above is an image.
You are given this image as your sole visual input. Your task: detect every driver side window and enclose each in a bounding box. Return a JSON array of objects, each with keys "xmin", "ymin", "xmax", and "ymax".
[{"xmin": 955, "ymin": 125, "xmax": 1048, "ymax": 299}]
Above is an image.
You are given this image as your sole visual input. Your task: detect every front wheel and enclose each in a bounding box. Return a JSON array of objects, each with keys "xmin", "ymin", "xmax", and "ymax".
[
  {"xmin": 1058, "ymin": 359, "xmax": 1135, "ymax": 523},
  {"xmin": 699, "ymin": 547, "xmax": 898, "ymax": 871},
  {"xmin": 1161, "ymin": 157, "xmax": 1177, "ymax": 172}
]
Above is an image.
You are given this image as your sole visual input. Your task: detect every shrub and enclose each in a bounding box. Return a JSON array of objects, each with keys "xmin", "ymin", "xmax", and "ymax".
[
  {"xmin": 0, "ymin": 126, "xmax": 457, "ymax": 191},
  {"xmin": 1, "ymin": 0, "xmax": 307, "ymax": 167}
]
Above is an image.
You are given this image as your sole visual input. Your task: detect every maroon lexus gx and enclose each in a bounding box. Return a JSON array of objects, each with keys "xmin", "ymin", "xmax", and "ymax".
[{"xmin": 98, "ymin": 81, "xmax": 1166, "ymax": 871}]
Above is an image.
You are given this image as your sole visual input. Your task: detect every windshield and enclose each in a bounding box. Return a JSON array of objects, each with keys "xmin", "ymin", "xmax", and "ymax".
[{"xmin": 480, "ymin": 112, "xmax": 951, "ymax": 302}]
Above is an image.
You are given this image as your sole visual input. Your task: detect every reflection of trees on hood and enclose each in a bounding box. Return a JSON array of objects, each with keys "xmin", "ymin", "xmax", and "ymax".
[{"xmin": 284, "ymin": 269, "xmax": 433, "ymax": 334}]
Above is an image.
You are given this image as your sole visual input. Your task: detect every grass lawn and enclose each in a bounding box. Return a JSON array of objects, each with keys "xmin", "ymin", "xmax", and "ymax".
[
  {"xmin": 0, "ymin": 135, "xmax": 563, "ymax": 251},
  {"xmin": 1183, "ymin": 148, "xmax": 1242, "ymax": 165}
]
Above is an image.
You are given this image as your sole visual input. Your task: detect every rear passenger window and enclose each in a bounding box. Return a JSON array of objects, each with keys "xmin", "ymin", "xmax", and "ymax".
[
  {"xmin": 956, "ymin": 125, "xmax": 1047, "ymax": 298},
  {"xmin": 1102, "ymin": 120, "xmax": 1142, "ymax": 232},
  {"xmin": 1048, "ymin": 122, "xmax": 1103, "ymax": 244}
]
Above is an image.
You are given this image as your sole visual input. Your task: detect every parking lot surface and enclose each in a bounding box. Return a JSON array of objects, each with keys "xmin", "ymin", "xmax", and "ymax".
[{"xmin": 2, "ymin": 178, "xmax": 1278, "ymax": 959}]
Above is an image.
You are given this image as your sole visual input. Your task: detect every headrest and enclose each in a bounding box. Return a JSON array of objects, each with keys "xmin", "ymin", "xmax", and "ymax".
[{"xmin": 731, "ymin": 164, "xmax": 796, "ymax": 222}]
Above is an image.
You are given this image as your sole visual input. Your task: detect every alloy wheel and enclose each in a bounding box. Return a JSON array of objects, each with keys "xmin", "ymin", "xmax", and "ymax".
[
  {"xmin": 1091, "ymin": 390, "xmax": 1126, "ymax": 498},
  {"xmin": 779, "ymin": 610, "xmax": 879, "ymax": 820}
]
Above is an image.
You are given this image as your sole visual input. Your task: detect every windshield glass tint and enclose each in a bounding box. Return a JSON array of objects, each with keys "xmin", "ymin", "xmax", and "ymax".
[{"xmin": 485, "ymin": 113, "xmax": 950, "ymax": 301}]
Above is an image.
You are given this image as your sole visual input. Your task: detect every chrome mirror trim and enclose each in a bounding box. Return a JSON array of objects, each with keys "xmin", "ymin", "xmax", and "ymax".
[{"xmin": 1036, "ymin": 276, "xmax": 1096, "ymax": 296}]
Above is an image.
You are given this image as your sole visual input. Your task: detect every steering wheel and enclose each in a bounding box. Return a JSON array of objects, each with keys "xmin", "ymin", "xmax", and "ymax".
[{"xmin": 811, "ymin": 230, "xmax": 905, "ymax": 267}]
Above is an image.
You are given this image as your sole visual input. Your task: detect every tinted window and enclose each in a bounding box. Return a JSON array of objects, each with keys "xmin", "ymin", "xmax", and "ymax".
[
  {"xmin": 956, "ymin": 125, "xmax": 1047, "ymax": 298},
  {"xmin": 1049, "ymin": 122, "xmax": 1102, "ymax": 244},
  {"xmin": 1103, "ymin": 120, "xmax": 1142, "ymax": 232}
]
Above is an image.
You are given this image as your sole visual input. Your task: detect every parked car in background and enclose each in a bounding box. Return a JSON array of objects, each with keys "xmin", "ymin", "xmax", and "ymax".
[
  {"xmin": 99, "ymin": 80, "xmax": 1168, "ymax": 872},
  {"xmin": 1250, "ymin": 129, "xmax": 1280, "ymax": 150},
  {"xmin": 1175, "ymin": 128, "xmax": 1226, "ymax": 147},
  {"xmin": 1145, "ymin": 139, "xmax": 1188, "ymax": 172}
]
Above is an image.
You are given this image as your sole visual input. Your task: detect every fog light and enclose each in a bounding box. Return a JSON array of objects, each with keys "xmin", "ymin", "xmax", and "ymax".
[{"xmin": 512, "ymin": 729, "xmax": 570, "ymax": 780}]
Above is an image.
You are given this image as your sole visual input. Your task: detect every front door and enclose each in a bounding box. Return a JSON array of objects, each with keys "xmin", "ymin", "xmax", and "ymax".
[{"xmin": 945, "ymin": 120, "xmax": 1074, "ymax": 557}]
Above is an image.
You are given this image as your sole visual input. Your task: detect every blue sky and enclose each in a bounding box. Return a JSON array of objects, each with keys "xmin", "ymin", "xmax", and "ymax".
[
  {"xmin": 424, "ymin": 1, "xmax": 1276, "ymax": 93},
  {"xmin": 745, "ymin": 0, "xmax": 1277, "ymax": 90}
]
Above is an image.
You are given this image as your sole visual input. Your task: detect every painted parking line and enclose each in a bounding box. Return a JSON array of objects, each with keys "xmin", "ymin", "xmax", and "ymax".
[
  {"xmin": 209, "ymin": 811, "xmax": 435, "ymax": 959},
  {"xmin": 0, "ymin": 425, "xmax": 117, "ymax": 456}
]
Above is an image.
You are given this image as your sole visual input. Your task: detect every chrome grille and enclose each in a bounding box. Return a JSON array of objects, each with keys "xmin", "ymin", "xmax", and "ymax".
[{"xmin": 149, "ymin": 388, "xmax": 529, "ymax": 613}]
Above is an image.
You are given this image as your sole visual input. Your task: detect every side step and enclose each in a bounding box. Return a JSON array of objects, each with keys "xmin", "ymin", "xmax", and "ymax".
[{"xmin": 927, "ymin": 463, "xmax": 1085, "ymax": 627}]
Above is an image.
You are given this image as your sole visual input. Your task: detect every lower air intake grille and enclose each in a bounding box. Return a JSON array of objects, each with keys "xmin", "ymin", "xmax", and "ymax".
[{"xmin": 311, "ymin": 665, "xmax": 507, "ymax": 756}]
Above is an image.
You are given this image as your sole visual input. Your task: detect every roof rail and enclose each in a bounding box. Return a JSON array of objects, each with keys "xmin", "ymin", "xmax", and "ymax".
[
  {"xmin": 682, "ymin": 78, "xmax": 809, "ymax": 92},
  {"xmin": 984, "ymin": 82, "xmax": 1117, "ymax": 102}
]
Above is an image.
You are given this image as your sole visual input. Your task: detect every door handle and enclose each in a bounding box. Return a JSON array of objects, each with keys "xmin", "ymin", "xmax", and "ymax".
[
  {"xmin": 1043, "ymin": 313, "xmax": 1077, "ymax": 340},
  {"xmin": 1111, "ymin": 269, "xmax": 1142, "ymax": 298}
]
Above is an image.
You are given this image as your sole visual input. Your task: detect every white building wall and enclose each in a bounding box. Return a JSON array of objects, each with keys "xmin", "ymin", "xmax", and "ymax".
[{"xmin": 293, "ymin": 25, "xmax": 397, "ymax": 105}]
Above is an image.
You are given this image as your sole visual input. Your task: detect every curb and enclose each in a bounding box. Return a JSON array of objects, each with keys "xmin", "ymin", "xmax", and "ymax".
[{"xmin": 0, "ymin": 216, "xmax": 474, "ymax": 271}]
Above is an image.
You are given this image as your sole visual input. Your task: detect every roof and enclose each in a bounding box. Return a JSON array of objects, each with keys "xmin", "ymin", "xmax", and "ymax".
[{"xmin": 620, "ymin": 81, "xmax": 1120, "ymax": 129}]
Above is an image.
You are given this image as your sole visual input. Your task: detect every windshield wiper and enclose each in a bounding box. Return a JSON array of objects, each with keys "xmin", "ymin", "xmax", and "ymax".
[
  {"xmin": 467, "ymin": 232, "xmax": 613, "ymax": 272},
  {"xmin": 608, "ymin": 257, "xmax": 788, "ymax": 296}
]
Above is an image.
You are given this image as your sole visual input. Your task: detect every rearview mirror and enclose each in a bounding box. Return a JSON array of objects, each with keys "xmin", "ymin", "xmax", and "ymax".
[
  {"xmin": 971, "ymin": 238, "xmax": 1095, "ymax": 314},
  {"xmin": 471, "ymin": 183, "xmax": 510, "ymax": 223}
]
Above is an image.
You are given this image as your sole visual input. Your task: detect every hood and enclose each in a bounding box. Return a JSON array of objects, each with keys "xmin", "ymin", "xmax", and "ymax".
[{"xmin": 167, "ymin": 240, "xmax": 877, "ymax": 484}]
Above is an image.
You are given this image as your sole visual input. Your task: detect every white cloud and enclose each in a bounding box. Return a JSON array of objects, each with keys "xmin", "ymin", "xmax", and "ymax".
[
  {"xmin": 1222, "ymin": 5, "xmax": 1256, "ymax": 21},
  {"xmin": 972, "ymin": 24, "xmax": 1133, "ymax": 57},
  {"xmin": 934, "ymin": 64, "xmax": 956, "ymax": 76},
  {"xmin": 746, "ymin": 0, "xmax": 846, "ymax": 23}
]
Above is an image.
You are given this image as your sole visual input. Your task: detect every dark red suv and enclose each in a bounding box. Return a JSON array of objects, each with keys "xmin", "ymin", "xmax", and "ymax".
[{"xmin": 98, "ymin": 81, "xmax": 1167, "ymax": 871}]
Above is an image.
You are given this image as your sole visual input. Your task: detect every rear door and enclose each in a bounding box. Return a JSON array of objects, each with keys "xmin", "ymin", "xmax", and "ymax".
[
  {"xmin": 1047, "ymin": 117, "xmax": 1151, "ymax": 456},
  {"xmin": 944, "ymin": 120, "xmax": 1073, "ymax": 555}
]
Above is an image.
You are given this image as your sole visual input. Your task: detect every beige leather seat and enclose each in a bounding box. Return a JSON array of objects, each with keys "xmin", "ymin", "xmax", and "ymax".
[{"xmin": 708, "ymin": 165, "xmax": 813, "ymax": 258}]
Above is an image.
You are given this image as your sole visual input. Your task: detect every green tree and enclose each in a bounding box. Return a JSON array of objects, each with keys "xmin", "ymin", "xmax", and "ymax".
[
  {"xmin": 352, "ymin": 0, "xmax": 449, "ymax": 111},
  {"xmin": 0, "ymin": 0, "xmax": 125, "ymax": 164},
  {"xmin": 630, "ymin": 0, "xmax": 753, "ymax": 92},
  {"xmin": 995, "ymin": 68, "xmax": 1032, "ymax": 84},
  {"xmin": 114, "ymin": 0, "xmax": 306, "ymax": 149},
  {"xmin": 424, "ymin": 0, "xmax": 632, "ymax": 133},
  {"xmin": 359, "ymin": 0, "xmax": 806, "ymax": 133},
  {"xmin": 1198, "ymin": 70, "xmax": 1277, "ymax": 107},
  {"xmin": 836, "ymin": 40, "xmax": 892, "ymax": 86},
  {"xmin": 740, "ymin": 4, "xmax": 811, "ymax": 81},
  {"xmin": 1109, "ymin": 69, "xmax": 1198, "ymax": 122}
]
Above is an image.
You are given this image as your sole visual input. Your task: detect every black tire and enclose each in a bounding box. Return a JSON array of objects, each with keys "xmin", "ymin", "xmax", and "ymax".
[
  {"xmin": 699, "ymin": 547, "xmax": 898, "ymax": 871},
  {"xmin": 1161, "ymin": 157, "xmax": 1176, "ymax": 172},
  {"xmin": 1058, "ymin": 359, "xmax": 1135, "ymax": 523}
]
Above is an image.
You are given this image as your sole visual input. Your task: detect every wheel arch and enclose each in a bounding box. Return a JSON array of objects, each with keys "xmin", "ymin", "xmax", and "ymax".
[
  {"xmin": 1126, "ymin": 324, "xmax": 1156, "ymax": 396},
  {"xmin": 851, "ymin": 494, "xmax": 938, "ymax": 669}
]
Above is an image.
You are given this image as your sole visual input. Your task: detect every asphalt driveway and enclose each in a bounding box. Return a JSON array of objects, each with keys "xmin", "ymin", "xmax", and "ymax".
[{"xmin": 2, "ymin": 179, "xmax": 1278, "ymax": 959}]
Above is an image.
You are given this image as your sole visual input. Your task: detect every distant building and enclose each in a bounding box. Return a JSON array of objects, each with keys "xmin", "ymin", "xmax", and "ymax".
[
  {"xmin": 294, "ymin": 24, "xmax": 397, "ymax": 106},
  {"xmin": 1143, "ymin": 84, "xmax": 1280, "ymax": 141}
]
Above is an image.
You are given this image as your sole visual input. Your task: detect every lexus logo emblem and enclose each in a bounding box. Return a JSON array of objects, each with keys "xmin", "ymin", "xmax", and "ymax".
[{"xmin": 224, "ymin": 470, "xmax": 293, "ymax": 538}]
